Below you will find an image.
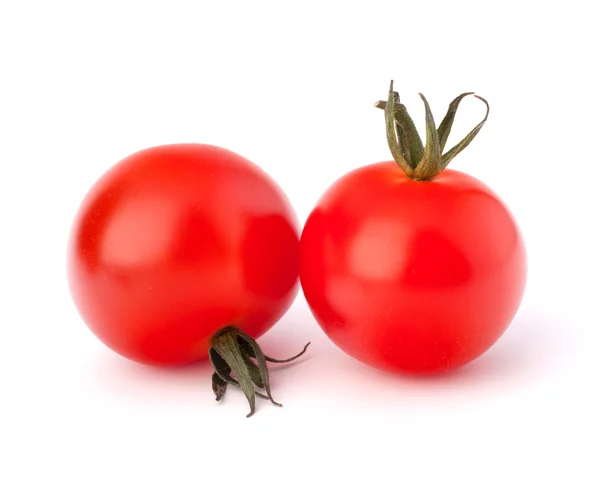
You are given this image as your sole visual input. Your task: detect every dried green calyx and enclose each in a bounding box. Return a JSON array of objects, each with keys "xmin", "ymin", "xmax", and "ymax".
[
  {"xmin": 375, "ymin": 80, "xmax": 490, "ymax": 180},
  {"xmin": 209, "ymin": 326, "xmax": 310, "ymax": 418}
]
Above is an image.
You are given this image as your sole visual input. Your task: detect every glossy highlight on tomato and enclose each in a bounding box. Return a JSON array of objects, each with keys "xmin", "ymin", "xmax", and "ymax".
[{"xmin": 68, "ymin": 144, "xmax": 299, "ymax": 366}]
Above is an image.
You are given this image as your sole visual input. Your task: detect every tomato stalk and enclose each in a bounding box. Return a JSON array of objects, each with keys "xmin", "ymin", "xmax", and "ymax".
[
  {"xmin": 375, "ymin": 81, "xmax": 490, "ymax": 180},
  {"xmin": 209, "ymin": 326, "xmax": 310, "ymax": 417}
]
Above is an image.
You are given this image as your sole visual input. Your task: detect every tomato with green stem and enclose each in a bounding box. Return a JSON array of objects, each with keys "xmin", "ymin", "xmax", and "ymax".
[
  {"xmin": 299, "ymin": 82, "xmax": 526, "ymax": 374},
  {"xmin": 68, "ymin": 144, "xmax": 309, "ymax": 416}
]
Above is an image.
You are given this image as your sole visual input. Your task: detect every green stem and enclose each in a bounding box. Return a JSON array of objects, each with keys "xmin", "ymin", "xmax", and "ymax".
[
  {"xmin": 209, "ymin": 326, "xmax": 310, "ymax": 418},
  {"xmin": 375, "ymin": 81, "xmax": 489, "ymax": 180},
  {"xmin": 413, "ymin": 93, "xmax": 441, "ymax": 180},
  {"xmin": 437, "ymin": 92, "xmax": 474, "ymax": 152},
  {"xmin": 441, "ymin": 95, "xmax": 490, "ymax": 169},
  {"xmin": 384, "ymin": 81, "xmax": 414, "ymax": 177}
]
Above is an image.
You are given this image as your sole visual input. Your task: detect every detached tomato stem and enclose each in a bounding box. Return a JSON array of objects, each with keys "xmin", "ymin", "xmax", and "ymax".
[
  {"xmin": 374, "ymin": 80, "xmax": 489, "ymax": 180},
  {"xmin": 209, "ymin": 326, "xmax": 310, "ymax": 418}
]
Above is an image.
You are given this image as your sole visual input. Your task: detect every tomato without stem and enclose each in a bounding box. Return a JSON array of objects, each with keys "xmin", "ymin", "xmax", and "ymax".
[
  {"xmin": 299, "ymin": 83, "xmax": 527, "ymax": 374},
  {"xmin": 68, "ymin": 144, "xmax": 299, "ymax": 368}
]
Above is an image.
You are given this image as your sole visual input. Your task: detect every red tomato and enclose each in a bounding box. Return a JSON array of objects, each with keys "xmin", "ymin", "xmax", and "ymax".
[
  {"xmin": 68, "ymin": 144, "xmax": 299, "ymax": 366},
  {"xmin": 299, "ymin": 164, "xmax": 526, "ymax": 374}
]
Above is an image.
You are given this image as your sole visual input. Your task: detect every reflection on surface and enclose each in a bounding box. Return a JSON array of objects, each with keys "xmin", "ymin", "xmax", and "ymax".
[
  {"xmin": 348, "ymin": 219, "xmax": 409, "ymax": 281},
  {"xmin": 347, "ymin": 219, "xmax": 472, "ymax": 288},
  {"xmin": 101, "ymin": 196, "xmax": 175, "ymax": 268}
]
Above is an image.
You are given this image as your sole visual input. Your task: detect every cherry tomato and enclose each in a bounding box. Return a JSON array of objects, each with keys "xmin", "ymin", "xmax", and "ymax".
[
  {"xmin": 299, "ymin": 84, "xmax": 527, "ymax": 374},
  {"xmin": 68, "ymin": 144, "xmax": 299, "ymax": 366},
  {"xmin": 300, "ymin": 164, "xmax": 526, "ymax": 374}
]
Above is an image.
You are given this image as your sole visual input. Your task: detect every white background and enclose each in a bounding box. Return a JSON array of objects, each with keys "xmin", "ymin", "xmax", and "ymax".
[{"xmin": 1, "ymin": 1, "xmax": 598, "ymax": 486}]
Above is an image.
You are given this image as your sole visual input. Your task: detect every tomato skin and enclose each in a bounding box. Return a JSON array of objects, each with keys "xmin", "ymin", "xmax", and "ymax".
[
  {"xmin": 299, "ymin": 162, "xmax": 526, "ymax": 374},
  {"xmin": 68, "ymin": 144, "xmax": 299, "ymax": 366}
]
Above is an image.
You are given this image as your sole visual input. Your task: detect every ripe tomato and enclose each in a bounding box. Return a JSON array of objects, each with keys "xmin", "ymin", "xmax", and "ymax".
[
  {"xmin": 299, "ymin": 83, "xmax": 527, "ymax": 374},
  {"xmin": 68, "ymin": 144, "xmax": 299, "ymax": 367}
]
